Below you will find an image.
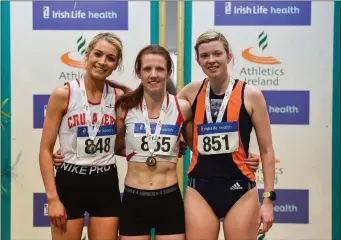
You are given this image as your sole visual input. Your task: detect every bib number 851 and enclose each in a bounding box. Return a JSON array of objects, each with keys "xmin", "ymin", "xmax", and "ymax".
[
  {"xmin": 203, "ymin": 135, "xmax": 229, "ymax": 152},
  {"xmin": 85, "ymin": 138, "xmax": 111, "ymax": 154}
]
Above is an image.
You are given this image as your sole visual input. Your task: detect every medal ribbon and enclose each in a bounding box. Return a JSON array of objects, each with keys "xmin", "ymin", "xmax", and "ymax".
[
  {"xmin": 79, "ymin": 78, "xmax": 107, "ymax": 141},
  {"xmin": 142, "ymin": 94, "xmax": 167, "ymax": 156},
  {"xmin": 205, "ymin": 77, "xmax": 235, "ymax": 123}
]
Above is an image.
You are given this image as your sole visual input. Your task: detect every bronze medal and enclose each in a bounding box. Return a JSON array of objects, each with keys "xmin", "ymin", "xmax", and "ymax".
[
  {"xmin": 86, "ymin": 143, "xmax": 97, "ymax": 154},
  {"xmin": 146, "ymin": 156, "xmax": 157, "ymax": 167}
]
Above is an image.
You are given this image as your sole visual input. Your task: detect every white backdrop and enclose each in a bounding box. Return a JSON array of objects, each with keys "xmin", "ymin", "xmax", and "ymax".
[
  {"xmin": 190, "ymin": 1, "xmax": 333, "ymax": 239},
  {"xmin": 10, "ymin": 1, "xmax": 151, "ymax": 239}
]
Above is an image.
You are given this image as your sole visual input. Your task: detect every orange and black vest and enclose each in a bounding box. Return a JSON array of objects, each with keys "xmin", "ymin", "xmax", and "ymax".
[{"xmin": 189, "ymin": 79, "xmax": 255, "ymax": 181}]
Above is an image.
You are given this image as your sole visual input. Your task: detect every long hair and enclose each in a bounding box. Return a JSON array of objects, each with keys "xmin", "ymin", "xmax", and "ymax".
[{"xmin": 105, "ymin": 80, "xmax": 132, "ymax": 94}]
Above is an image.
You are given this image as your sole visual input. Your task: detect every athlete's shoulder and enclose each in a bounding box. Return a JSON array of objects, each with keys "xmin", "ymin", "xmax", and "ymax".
[
  {"xmin": 243, "ymin": 83, "xmax": 266, "ymax": 113},
  {"xmin": 174, "ymin": 97, "xmax": 192, "ymax": 121},
  {"xmin": 243, "ymin": 82, "xmax": 262, "ymax": 97},
  {"xmin": 177, "ymin": 80, "xmax": 205, "ymax": 102},
  {"xmin": 51, "ymin": 84, "xmax": 69, "ymax": 99},
  {"xmin": 177, "ymin": 97, "xmax": 191, "ymax": 109},
  {"xmin": 182, "ymin": 80, "xmax": 203, "ymax": 93},
  {"xmin": 47, "ymin": 85, "xmax": 69, "ymax": 113}
]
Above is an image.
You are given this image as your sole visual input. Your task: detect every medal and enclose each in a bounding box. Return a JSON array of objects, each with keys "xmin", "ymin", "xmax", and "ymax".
[
  {"xmin": 146, "ymin": 156, "xmax": 157, "ymax": 167},
  {"xmin": 86, "ymin": 143, "xmax": 97, "ymax": 154},
  {"xmin": 79, "ymin": 78, "xmax": 108, "ymax": 155},
  {"xmin": 142, "ymin": 94, "xmax": 167, "ymax": 167}
]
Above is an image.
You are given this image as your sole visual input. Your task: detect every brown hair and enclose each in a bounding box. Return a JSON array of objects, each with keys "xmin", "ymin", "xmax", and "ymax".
[
  {"xmin": 194, "ymin": 30, "xmax": 231, "ymax": 60},
  {"xmin": 105, "ymin": 80, "xmax": 132, "ymax": 94},
  {"xmin": 115, "ymin": 45, "xmax": 173, "ymax": 112}
]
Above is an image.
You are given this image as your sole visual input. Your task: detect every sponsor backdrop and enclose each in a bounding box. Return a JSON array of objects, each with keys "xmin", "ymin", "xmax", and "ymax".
[
  {"xmin": 4, "ymin": 1, "xmax": 158, "ymax": 239},
  {"xmin": 1, "ymin": 1, "xmax": 340, "ymax": 240},
  {"xmin": 187, "ymin": 1, "xmax": 335, "ymax": 239}
]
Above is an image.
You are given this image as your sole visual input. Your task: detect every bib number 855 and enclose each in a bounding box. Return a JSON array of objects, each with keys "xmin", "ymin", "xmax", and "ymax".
[
  {"xmin": 141, "ymin": 136, "xmax": 171, "ymax": 152},
  {"xmin": 203, "ymin": 135, "xmax": 229, "ymax": 152}
]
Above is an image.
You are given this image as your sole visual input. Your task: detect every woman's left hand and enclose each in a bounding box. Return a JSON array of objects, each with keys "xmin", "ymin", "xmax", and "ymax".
[{"xmin": 258, "ymin": 201, "xmax": 274, "ymax": 234}]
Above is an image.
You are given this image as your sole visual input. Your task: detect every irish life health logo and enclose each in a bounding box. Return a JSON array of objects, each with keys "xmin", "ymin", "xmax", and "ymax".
[
  {"xmin": 59, "ymin": 35, "xmax": 86, "ymax": 82},
  {"xmin": 240, "ymin": 32, "xmax": 284, "ymax": 87}
]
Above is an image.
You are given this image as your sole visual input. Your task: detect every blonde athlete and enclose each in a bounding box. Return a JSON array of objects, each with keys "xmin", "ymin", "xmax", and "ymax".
[{"xmin": 39, "ymin": 33, "xmax": 126, "ymax": 240}]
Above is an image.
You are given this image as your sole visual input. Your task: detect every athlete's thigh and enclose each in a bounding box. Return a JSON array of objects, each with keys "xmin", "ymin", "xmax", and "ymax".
[
  {"xmin": 87, "ymin": 217, "xmax": 119, "ymax": 240},
  {"xmin": 154, "ymin": 187, "xmax": 185, "ymax": 237},
  {"xmin": 184, "ymin": 187, "xmax": 220, "ymax": 240},
  {"xmin": 119, "ymin": 189, "xmax": 152, "ymax": 237},
  {"xmin": 51, "ymin": 218, "xmax": 84, "ymax": 240},
  {"xmin": 155, "ymin": 234, "xmax": 185, "ymax": 240},
  {"xmin": 223, "ymin": 188, "xmax": 260, "ymax": 240}
]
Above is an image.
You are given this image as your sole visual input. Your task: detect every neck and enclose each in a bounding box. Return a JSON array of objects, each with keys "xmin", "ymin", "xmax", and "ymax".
[
  {"xmin": 84, "ymin": 74, "xmax": 105, "ymax": 94},
  {"xmin": 143, "ymin": 91, "xmax": 166, "ymax": 118},
  {"xmin": 209, "ymin": 73, "xmax": 230, "ymax": 95}
]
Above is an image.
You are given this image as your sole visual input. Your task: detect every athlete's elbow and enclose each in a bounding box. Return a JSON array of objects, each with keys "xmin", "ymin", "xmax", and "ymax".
[
  {"xmin": 260, "ymin": 149, "xmax": 275, "ymax": 164},
  {"xmin": 38, "ymin": 147, "xmax": 52, "ymax": 165}
]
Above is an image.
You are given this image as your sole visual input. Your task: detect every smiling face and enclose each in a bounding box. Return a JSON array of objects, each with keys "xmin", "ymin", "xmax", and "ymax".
[
  {"xmin": 134, "ymin": 45, "xmax": 173, "ymax": 97},
  {"xmin": 196, "ymin": 40, "xmax": 232, "ymax": 81},
  {"xmin": 137, "ymin": 54, "xmax": 171, "ymax": 95},
  {"xmin": 84, "ymin": 39, "xmax": 119, "ymax": 81}
]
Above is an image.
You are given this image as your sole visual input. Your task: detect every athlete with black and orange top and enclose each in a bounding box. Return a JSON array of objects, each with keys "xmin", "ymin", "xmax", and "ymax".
[{"xmin": 178, "ymin": 30, "xmax": 276, "ymax": 240}]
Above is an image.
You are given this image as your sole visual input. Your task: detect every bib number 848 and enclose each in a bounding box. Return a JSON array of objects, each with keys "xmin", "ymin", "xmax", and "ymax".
[
  {"xmin": 85, "ymin": 138, "xmax": 111, "ymax": 154},
  {"xmin": 202, "ymin": 135, "xmax": 229, "ymax": 152}
]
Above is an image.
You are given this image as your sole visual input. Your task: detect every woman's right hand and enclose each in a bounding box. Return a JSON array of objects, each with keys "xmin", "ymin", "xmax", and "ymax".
[
  {"xmin": 244, "ymin": 153, "xmax": 260, "ymax": 172},
  {"xmin": 53, "ymin": 149, "xmax": 65, "ymax": 168},
  {"xmin": 48, "ymin": 198, "xmax": 67, "ymax": 232}
]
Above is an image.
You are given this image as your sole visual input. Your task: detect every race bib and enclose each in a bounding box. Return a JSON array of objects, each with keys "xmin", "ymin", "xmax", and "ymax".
[
  {"xmin": 134, "ymin": 123, "xmax": 180, "ymax": 156},
  {"xmin": 76, "ymin": 125, "xmax": 116, "ymax": 158},
  {"xmin": 197, "ymin": 121, "xmax": 239, "ymax": 155}
]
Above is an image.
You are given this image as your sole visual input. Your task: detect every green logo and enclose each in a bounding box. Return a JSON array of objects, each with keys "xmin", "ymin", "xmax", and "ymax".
[
  {"xmin": 77, "ymin": 35, "xmax": 87, "ymax": 56},
  {"xmin": 258, "ymin": 31, "xmax": 268, "ymax": 51},
  {"xmin": 257, "ymin": 233, "xmax": 266, "ymax": 240}
]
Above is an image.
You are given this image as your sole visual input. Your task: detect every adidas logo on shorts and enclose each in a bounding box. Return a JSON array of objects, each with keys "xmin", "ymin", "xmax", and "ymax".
[{"xmin": 230, "ymin": 182, "xmax": 243, "ymax": 190}]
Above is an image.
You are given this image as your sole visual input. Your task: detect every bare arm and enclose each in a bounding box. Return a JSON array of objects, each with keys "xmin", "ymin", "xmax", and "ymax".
[
  {"xmin": 39, "ymin": 86, "xmax": 68, "ymax": 202},
  {"xmin": 177, "ymin": 81, "xmax": 202, "ymax": 105},
  {"xmin": 178, "ymin": 99, "xmax": 194, "ymax": 151},
  {"xmin": 177, "ymin": 82, "xmax": 202, "ymax": 152},
  {"xmin": 246, "ymin": 86, "xmax": 275, "ymax": 198},
  {"xmin": 114, "ymin": 106, "xmax": 126, "ymax": 157}
]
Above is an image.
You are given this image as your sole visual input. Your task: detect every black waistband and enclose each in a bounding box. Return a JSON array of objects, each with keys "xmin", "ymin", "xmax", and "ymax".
[
  {"xmin": 124, "ymin": 184, "xmax": 179, "ymax": 197},
  {"xmin": 188, "ymin": 177, "xmax": 256, "ymax": 190},
  {"xmin": 58, "ymin": 162, "xmax": 116, "ymax": 175}
]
